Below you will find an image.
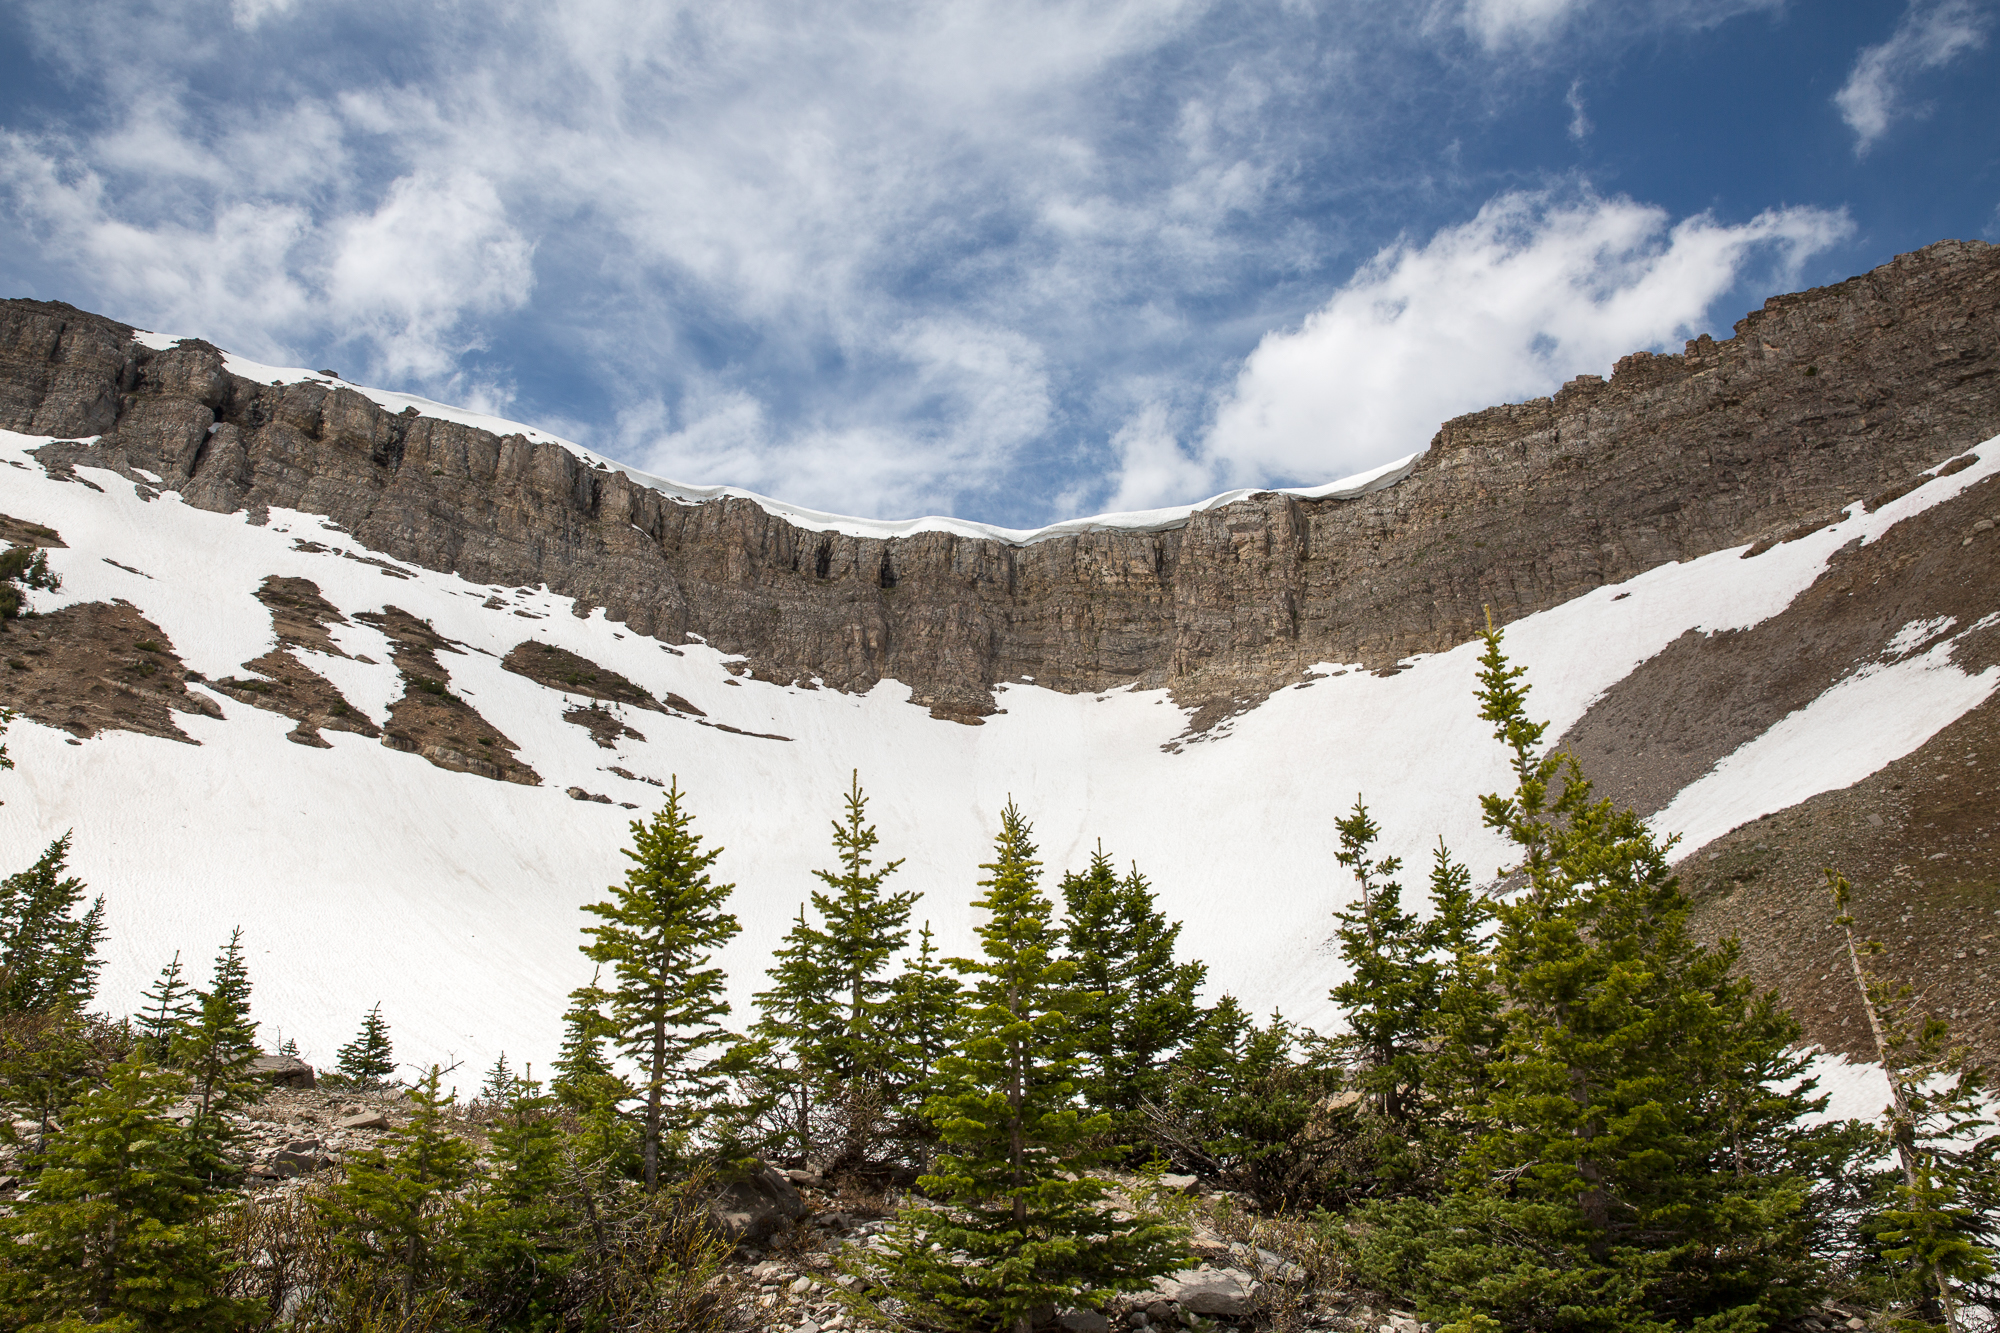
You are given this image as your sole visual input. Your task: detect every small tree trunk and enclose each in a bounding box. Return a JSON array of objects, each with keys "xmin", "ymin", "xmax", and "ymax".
[
  {"xmin": 1838, "ymin": 905, "xmax": 1962, "ymax": 1333},
  {"xmin": 646, "ymin": 1013, "xmax": 665, "ymax": 1194}
]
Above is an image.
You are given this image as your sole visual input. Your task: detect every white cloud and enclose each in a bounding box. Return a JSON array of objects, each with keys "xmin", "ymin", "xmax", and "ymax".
[
  {"xmin": 1190, "ymin": 189, "xmax": 1849, "ymax": 493},
  {"xmin": 1103, "ymin": 404, "xmax": 1218, "ymax": 512},
  {"xmin": 323, "ymin": 172, "xmax": 536, "ymax": 382},
  {"xmin": 1835, "ymin": 0, "xmax": 1990, "ymax": 156},
  {"xmin": 1461, "ymin": 0, "xmax": 1591, "ymax": 45},
  {"xmin": 1565, "ymin": 78, "xmax": 1592, "ymax": 139},
  {"xmin": 229, "ymin": 0, "xmax": 297, "ymax": 30},
  {"xmin": 1455, "ymin": 0, "xmax": 1779, "ymax": 48},
  {"xmin": 0, "ymin": 0, "xmax": 1871, "ymax": 524}
]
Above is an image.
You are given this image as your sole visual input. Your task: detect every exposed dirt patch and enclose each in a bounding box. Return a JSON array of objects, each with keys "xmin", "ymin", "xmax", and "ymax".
[
  {"xmin": 1558, "ymin": 470, "xmax": 2000, "ymax": 819},
  {"xmin": 0, "ymin": 601, "xmax": 221, "ymax": 742},
  {"xmin": 1681, "ymin": 691, "xmax": 2000, "ymax": 1069},
  {"xmin": 254, "ymin": 576, "xmax": 349, "ymax": 654},
  {"xmin": 208, "ymin": 577, "xmax": 380, "ymax": 747},
  {"xmin": 0, "ymin": 513, "xmax": 64, "ymax": 548},
  {"xmin": 562, "ymin": 702, "xmax": 646, "ymax": 750},
  {"xmin": 500, "ymin": 639, "xmax": 674, "ymax": 711},
  {"xmin": 355, "ymin": 607, "xmax": 539, "ymax": 785}
]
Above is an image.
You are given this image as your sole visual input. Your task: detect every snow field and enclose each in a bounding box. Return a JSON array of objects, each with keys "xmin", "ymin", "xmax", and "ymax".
[{"xmin": 0, "ymin": 426, "xmax": 1995, "ymax": 1090}]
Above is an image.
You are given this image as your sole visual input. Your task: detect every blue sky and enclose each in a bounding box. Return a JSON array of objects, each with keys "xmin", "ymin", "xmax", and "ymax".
[{"xmin": 2, "ymin": 0, "xmax": 1994, "ymax": 527}]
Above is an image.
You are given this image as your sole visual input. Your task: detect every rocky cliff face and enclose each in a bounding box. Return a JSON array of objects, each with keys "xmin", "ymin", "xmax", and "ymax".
[{"xmin": 3, "ymin": 240, "xmax": 1997, "ymax": 722}]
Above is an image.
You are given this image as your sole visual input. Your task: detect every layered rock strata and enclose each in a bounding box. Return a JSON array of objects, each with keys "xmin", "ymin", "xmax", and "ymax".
[{"xmin": 2, "ymin": 240, "xmax": 1996, "ymax": 719}]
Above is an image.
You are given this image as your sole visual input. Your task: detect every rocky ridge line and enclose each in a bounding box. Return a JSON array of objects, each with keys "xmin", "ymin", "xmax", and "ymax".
[{"xmin": 2, "ymin": 240, "xmax": 1996, "ymax": 721}]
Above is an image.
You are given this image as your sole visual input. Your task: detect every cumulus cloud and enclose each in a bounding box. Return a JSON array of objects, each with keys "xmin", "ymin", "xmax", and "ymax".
[
  {"xmin": 324, "ymin": 172, "xmax": 535, "ymax": 383},
  {"xmin": 1137, "ymin": 191, "xmax": 1851, "ymax": 507},
  {"xmin": 1835, "ymin": 0, "xmax": 1991, "ymax": 156}
]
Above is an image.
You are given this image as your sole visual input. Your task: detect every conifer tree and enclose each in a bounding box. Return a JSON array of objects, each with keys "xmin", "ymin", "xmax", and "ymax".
[
  {"xmin": 0, "ymin": 831, "xmax": 106, "ymax": 1014},
  {"xmin": 551, "ymin": 968, "xmax": 621, "ymax": 1113},
  {"xmin": 579, "ymin": 777, "xmax": 742, "ymax": 1190},
  {"xmin": 1353, "ymin": 620, "xmax": 1834, "ymax": 1331},
  {"xmin": 337, "ymin": 1002, "xmax": 397, "ymax": 1086},
  {"xmin": 0, "ymin": 1049, "xmax": 259, "ymax": 1331},
  {"xmin": 1057, "ymin": 844, "xmax": 1205, "ymax": 1131},
  {"xmin": 887, "ymin": 920, "xmax": 962, "ymax": 1103},
  {"xmin": 1827, "ymin": 870, "xmax": 1999, "ymax": 1330},
  {"xmin": 753, "ymin": 772, "xmax": 918, "ymax": 1161},
  {"xmin": 811, "ymin": 771, "xmax": 918, "ymax": 1079},
  {"xmin": 0, "ymin": 542, "xmax": 60, "ymax": 625},
  {"xmin": 1416, "ymin": 838, "xmax": 1501, "ymax": 1113},
  {"xmin": 1328, "ymin": 801, "xmax": 1436, "ymax": 1123},
  {"xmin": 135, "ymin": 950, "xmax": 197, "ymax": 1061},
  {"xmin": 1150, "ymin": 997, "xmax": 1339, "ymax": 1205},
  {"xmin": 174, "ymin": 928, "xmax": 263, "ymax": 1172},
  {"xmin": 319, "ymin": 1063, "xmax": 480, "ymax": 1319},
  {"xmin": 480, "ymin": 1050, "xmax": 516, "ymax": 1104},
  {"xmin": 869, "ymin": 802, "xmax": 1185, "ymax": 1333},
  {"xmin": 753, "ymin": 903, "xmax": 838, "ymax": 1157},
  {"xmin": 466, "ymin": 1065, "xmax": 574, "ymax": 1325}
]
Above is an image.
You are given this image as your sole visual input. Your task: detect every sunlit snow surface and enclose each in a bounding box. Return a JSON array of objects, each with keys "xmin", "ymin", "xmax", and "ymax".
[{"xmin": 0, "ymin": 423, "xmax": 1995, "ymax": 1083}]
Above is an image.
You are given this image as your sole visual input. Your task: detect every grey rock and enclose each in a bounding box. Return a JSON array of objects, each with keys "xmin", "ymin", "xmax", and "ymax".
[
  {"xmin": 1060, "ymin": 1312, "xmax": 1112, "ymax": 1332},
  {"xmin": 1151, "ymin": 1266, "xmax": 1265, "ymax": 1317},
  {"xmin": 249, "ymin": 1054, "xmax": 317, "ymax": 1088},
  {"xmin": 335, "ymin": 1110, "xmax": 390, "ymax": 1130},
  {"xmin": 708, "ymin": 1161, "xmax": 810, "ymax": 1243}
]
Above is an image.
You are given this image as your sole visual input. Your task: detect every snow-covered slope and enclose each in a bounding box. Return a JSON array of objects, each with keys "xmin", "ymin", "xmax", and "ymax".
[{"xmin": 2, "ymin": 425, "xmax": 1996, "ymax": 1082}]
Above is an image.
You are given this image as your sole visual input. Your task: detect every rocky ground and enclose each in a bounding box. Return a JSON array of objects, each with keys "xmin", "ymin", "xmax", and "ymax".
[{"xmin": 0, "ymin": 1067, "xmax": 1909, "ymax": 1332}]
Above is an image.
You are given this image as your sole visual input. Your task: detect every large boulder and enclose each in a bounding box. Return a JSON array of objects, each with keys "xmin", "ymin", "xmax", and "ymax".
[
  {"xmin": 1150, "ymin": 1266, "xmax": 1264, "ymax": 1318},
  {"xmin": 707, "ymin": 1161, "xmax": 809, "ymax": 1243},
  {"xmin": 249, "ymin": 1053, "xmax": 316, "ymax": 1088}
]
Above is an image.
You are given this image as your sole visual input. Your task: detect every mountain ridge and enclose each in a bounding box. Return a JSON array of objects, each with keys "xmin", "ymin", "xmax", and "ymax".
[{"xmin": 5, "ymin": 237, "xmax": 1996, "ymax": 723}]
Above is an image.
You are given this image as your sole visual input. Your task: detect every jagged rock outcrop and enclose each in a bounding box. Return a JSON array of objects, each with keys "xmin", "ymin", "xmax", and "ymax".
[{"xmin": 3, "ymin": 240, "xmax": 1997, "ymax": 719}]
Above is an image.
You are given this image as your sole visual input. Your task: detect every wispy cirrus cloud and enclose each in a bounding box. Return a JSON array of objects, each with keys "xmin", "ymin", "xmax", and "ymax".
[
  {"xmin": 1835, "ymin": 0, "xmax": 1991, "ymax": 156},
  {"xmin": 1453, "ymin": 0, "xmax": 1780, "ymax": 48}
]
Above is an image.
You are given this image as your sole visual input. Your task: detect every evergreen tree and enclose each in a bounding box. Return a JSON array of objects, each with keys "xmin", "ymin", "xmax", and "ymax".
[
  {"xmin": 1151, "ymin": 997, "xmax": 1340, "ymax": 1206},
  {"xmin": 1328, "ymin": 801, "xmax": 1436, "ymax": 1123},
  {"xmin": 465, "ymin": 1065, "xmax": 574, "ymax": 1328},
  {"xmin": 337, "ymin": 1002, "xmax": 397, "ymax": 1086},
  {"xmin": 887, "ymin": 920, "xmax": 963, "ymax": 1105},
  {"xmin": 1827, "ymin": 870, "xmax": 1999, "ymax": 1330},
  {"xmin": 480, "ymin": 1049, "xmax": 516, "ymax": 1104},
  {"xmin": 1421, "ymin": 837, "xmax": 1503, "ymax": 1113},
  {"xmin": 318, "ymin": 1063, "xmax": 480, "ymax": 1320},
  {"xmin": 173, "ymin": 928, "xmax": 262, "ymax": 1173},
  {"xmin": 579, "ymin": 777, "xmax": 743, "ymax": 1190},
  {"xmin": 753, "ymin": 772, "xmax": 918, "ymax": 1163},
  {"xmin": 753, "ymin": 903, "xmax": 838, "ymax": 1158},
  {"xmin": 551, "ymin": 968, "xmax": 621, "ymax": 1113},
  {"xmin": 1352, "ymin": 620, "xmax": 1833, "ymax": 1332},
  {"xmin": 0, "ymin": 1007, "xmax": 127, "ymax": 1157},
  {"xmin": 0, "ymin": 542, "xmax": 61, "ymax": 626},
  {"xmin": 809, "ymin": 770, "xmax": 918, "ymax": 1079},
  {"xmin": 1057, "ymin": 844, "xmax": 1205, "ymax": 1134},
  {"xmin": 135, "ymin": 950, "xmax": 197, "ymax": 1061},
  {"xmin": 0, "ymin": 1049, "xmax": 259, "ymax": 1331},
  {"xmin": 869, "ymin": 802, "xmax": 1185, "ymax": 1333},
  {"xmin": 0, "ymin": 831, "xmax": 106, "ymax": 1014}
]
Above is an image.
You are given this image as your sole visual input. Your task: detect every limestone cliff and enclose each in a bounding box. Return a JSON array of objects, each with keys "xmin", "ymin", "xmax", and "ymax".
[{"xmin": 3, "ymin": 239, "xmax": 1996, "ymax": 722}]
